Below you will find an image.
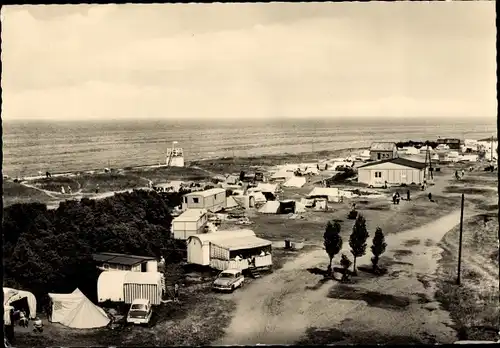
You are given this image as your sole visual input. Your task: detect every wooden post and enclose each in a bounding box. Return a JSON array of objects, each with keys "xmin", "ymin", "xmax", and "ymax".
[{"xmin": 456, "ymin": 193, "xmax": 465, "ymax": 285}]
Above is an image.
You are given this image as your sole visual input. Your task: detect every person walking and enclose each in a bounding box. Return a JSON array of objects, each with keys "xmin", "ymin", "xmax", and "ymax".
[
  {"xmin": 173, "ymin": 283, "xmax": 179, "ymax": 302},
  {"xmin": 407, "ymin": 189, "xmax": 411, "ymax": 201}
]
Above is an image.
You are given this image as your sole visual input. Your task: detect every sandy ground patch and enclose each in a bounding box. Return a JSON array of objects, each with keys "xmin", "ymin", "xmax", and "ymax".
[{"xmin": 216, "ymin": 210, "xmax": 466, "ymax": 345}]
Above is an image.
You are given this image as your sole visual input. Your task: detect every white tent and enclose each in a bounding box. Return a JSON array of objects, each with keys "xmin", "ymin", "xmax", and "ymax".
[
  {"xmin": 225, "ymin": 196, "xmax": 240, "ymax": 209},
  {"xmin": 255, "ymin": 183, "xmax": 277, "ymax": 193},
  {"xmin": 49, "ymin": 288, "xmax": 109, "ymax": 328},
  {"xmin": 283, "ymin": 176, "xmax": 307, "ymax": 188},
  {"xmin": 314, "ymin": 199, "xmax": 328, "ymax": 211},
  {"xmin": 60, "ymin": 296, "xmax": 110, "ymax": 329},
  {"xmin": 258, "ymin": 201, "xmax": 281, "ymax": 214},
  {"xmin": 3, "ymin": 287, "xmax": 37, "ymax": 319},
  {"xmin": 307, "ymin": 187, "xmax": 341, "ymax": 203},
  {"xmin": 302, "ymin": 166, "xmax": 319, "ymax": 175},
  {"xmin": 271, "ymin": 170, "xmax": 295, "ymax": 181},
  {"xmin": 295, "ymin": 201, "xmax": 306, "ymax": 213},
  {"xmin": 250, "ymin": 191, "xmax": 267, "ymax": 204},
  {"xmin": 48, "ymin": 288, "xmax": 85, "ymax": 324}
]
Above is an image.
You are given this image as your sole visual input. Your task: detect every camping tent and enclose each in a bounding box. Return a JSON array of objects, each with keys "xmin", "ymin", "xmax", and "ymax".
[
  {"xmin": 250, "ymin": 191, "xmax": 267, "ymax": 204},
  {"xmin": 258, "ymin": 201, "xmax": 281, "ymax": 214},
  {"xmin": 307, "ymin": 187, "xmax": 342, "ymax": 203},
  {"xmin": 255, "ymin": 183, "xmax": 277, "ymax": 193},
  {"xmin": 225, "ymin": 196, "xmax": 240, "ymax": 209},
  {"xmin": 283, "ymin": 176, "xmax": 307, "ymax": 188},
  {"xmin": 3, "ymin": 287, "xmax": 37, "ymax": 319},
  {"xmin": 60, "ymin": 296, "xmax": 110, "ymax": 329},
  {"xmin": 271, "ymin": 170, "xmax": 295, "ymax": 181},
  {"xmin": 48, "ymin": 288, "xmax": 110, "ymax": 329}
]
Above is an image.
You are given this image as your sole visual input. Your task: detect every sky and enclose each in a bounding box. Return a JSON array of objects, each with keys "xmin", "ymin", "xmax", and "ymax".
[{"xmin": 1, "ymin": 2, "xmax": 497, "ymax": 121}]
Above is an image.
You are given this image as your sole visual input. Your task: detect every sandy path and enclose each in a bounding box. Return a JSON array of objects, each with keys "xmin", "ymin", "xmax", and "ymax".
[{"xmin": 216, "ymin": 210, "xmax": 467, "ymax": 345}]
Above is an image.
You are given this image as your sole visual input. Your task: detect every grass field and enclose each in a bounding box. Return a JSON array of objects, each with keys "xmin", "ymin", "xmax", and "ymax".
[
  {"xmin": 436, "ymin": 214, "xmax": 499, "ymax": 341},
  {"xmin": 29, "ymin": 173, "xmax": 151, "ymax": 194},
  {"xmin": 3, "ymin": 180, "xmax": 57, "ymax": 207},
  {"xmin": 190, "ymin": 148, "xmax": 364, "ymax": 174},
  {"xmin": 125, "ymin": 166, "xmax": 212, "ymax": 183}
]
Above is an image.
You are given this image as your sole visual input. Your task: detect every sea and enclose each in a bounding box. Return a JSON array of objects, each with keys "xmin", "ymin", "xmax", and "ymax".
[{"xmin": 2, "ymin": 118, "xmax": 496, "ymax": 178}]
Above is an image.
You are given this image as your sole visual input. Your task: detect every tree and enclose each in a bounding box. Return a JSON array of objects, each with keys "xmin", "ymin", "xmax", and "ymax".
[
  {"xmin": 371, "ymin": 227, "xmax": 387, "ymax": 274},
  {"xmin": 349, "ymin": 214, "xmax": 369, "ymax": 276},
  {"xmin": 323, "ymin": 221, "xmax": 343, "ymax": 276},
  {"xmin": 340, "ymin": 254, "xmax": 352, "ymax": 282}
]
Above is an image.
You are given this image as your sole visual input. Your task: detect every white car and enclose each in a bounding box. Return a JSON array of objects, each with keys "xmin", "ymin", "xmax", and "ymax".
[
  {"xmin": 212, "ymin": 269, "xmax": 245, "ymax": 292},
  {"xmin": 126, "ymin": 299, "xmax": 153, "ymax": 326}
]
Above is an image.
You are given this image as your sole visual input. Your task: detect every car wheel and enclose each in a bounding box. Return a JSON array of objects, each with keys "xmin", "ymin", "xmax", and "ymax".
[{"xmin": 231, "ymin": 285, "xmax": 235, "ymax": 292}]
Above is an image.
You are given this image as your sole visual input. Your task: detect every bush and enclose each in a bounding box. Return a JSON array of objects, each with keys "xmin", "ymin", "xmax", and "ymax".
[{"xmin": 2, "ymin": 190, "xmax": 174, "ymax": 310}]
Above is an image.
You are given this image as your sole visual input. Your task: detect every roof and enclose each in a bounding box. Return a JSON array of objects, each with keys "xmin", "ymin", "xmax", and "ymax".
[
  {"xmin": 255, "ymin": 183, "xmax": 277, "ymax": 193},
  {"xmin": 173, "ymin": 208, "xmax": 208, "ymax": 222},
  {"xmin": 188, "ymin": 229, "xmax": 256, "ymax": 244},
  {"xmin": 184, "ymin": 188, "xmax": 226, "ymax": 197},
  {"xmin": 307, "ymin": 187, "xmax": 339, "ymax": 197},
  {"xmin": 358, "ymin": 157, "xmax": 427, "ymax": 169},
  {"xmin": 214, "ymin": 235, "xmax": 272, "ymax": 251},
  {"xmin": 478, "ymin": 137, "xmax": 498, "ymax": 142},
  {"xmin": 370, "ymin": 142, "xmax": 397, "ymax": 151},
  {"xmin": 92, "ymin": 252, "xmax": 156, "ymax": 266},
  {"xmin": 124, "ymin": 271, "xmax": 162, "ymax": 285}
]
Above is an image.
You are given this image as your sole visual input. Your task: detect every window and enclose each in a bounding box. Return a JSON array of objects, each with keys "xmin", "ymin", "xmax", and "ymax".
[
  {"xmin": 377, "ymin": 153, "xmax": 381, "ymax": 160},
  {"xmin": 193, "ymin": 197, "xmax": 199, "ymax": 203},
  {"xmin": 374, "ymin": 171, "xmax": 382, "ymax": 178},
  {"xmin": 184, "ymin": 197, "xmax": 188, "ymax": 203}
]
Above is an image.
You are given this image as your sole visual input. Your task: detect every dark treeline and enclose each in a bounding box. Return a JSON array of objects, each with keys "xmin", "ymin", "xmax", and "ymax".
[
  {"xmin": 395, "ymin": 140, "xmax": 439, "ymax": 149},
  {"xmin": 2, "ymin": 189, "xmax": 186, "ymax": 309}
]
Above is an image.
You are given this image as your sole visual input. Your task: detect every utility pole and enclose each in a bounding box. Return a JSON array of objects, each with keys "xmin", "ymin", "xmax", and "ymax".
[
  {"xmin": 491, "ymin": 136, "xmax": 494, "ymax": 161},
  {"xmin": 456, "ymin": 193, "xmax": 465, "ymax": 285}
]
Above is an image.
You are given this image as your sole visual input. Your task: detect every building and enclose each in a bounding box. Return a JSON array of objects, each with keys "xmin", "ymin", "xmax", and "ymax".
[
  {"xmin": 172, "ymin": 209, "xmax": 208, "ymax": 240},
  {"xmin": 97, "ymin": 271, "xmax": 164, "ymax": 305},
  {"xmin": 186, "ymin": 229, "xmax": 272, "ymax": 271},
  {"xmin": 478, "ymin": 137, "xmax": 498, "ymax": 161},
  {"xmin": 437, "ymin": 138, "xmax": 463, "ymax": 150},
  {"xmin": 165, "ymin": 141, "xmax": 185, "ymax": 167},
  {"xmin": 92, "ymin": 252, "xmax": 157, "ymax": 272},
  {"xmin": 357, "ymin": 158, "xmax": 427, "ymax": 187},
  {"xmin": 182, "ymin": 188, "xmax": 226, "ymax": 213},
  {"xmin": 397, "ymin": 146, "xmax": 420, "ymax": 156},
  {"xmin": 369, "ymin": 142, "xmax": 398, "ymax": 161}
]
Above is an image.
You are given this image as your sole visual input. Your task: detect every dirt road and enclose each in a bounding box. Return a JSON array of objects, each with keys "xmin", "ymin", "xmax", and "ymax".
[{"xmin": 216, "ymin": 210, "xmax": 466, "ymax": 345}]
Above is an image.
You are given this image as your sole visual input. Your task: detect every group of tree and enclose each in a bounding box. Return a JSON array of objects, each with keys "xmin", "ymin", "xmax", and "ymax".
[
  {"xmin": 323, "ymin": 214, "xmax": 387, "ymax": 281},
  {"xmin": 395, "ymin": 140, "xmax": 439, "ymax": 149},
  {"xmin": 2, "ymin": 189, "xmax": 182, "ymax": 310}
]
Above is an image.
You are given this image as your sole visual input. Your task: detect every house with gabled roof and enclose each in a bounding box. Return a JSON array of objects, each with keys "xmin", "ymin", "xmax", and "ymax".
[
  {"xmin": 357, "ymin": 157, "xmax": 427, "ymax": 188},
  {"xmin": 369, "ymin": 142, "xmax": 398, "ymax": 161}
]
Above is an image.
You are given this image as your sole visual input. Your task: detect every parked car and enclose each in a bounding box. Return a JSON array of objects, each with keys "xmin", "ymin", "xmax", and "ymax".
[
  {"xmin": 212, "ymin": 269, "xmax": 244, "ymax": 292},
  {"xmin": 126, "ymin": 299, "xmax": 153, "ymax": 326}
]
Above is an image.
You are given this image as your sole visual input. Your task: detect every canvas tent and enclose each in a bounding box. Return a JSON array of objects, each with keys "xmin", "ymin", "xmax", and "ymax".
[
  {"xmin": 48, "ymin": 288, "xmax": 110, "ymax": 329},
  {"xmin": 258, "ymin": 201, "xmax": 281, "ymax": 214},
  {"xmin": 255, "ymin": 183, "xmax": 277, "ymax": 193},
  {"xmin": 225, "ymin": 196, "xmax": 240, "ymax": 209},
  {"xmin": 283, "ymin": 176, "xmax": 306, "ymax": 188},
  {"xmin": 258, "ymin": 200, "xmax": 305, "ymax": 214},
  {"xmin": 3, "ymin": 287, "xmax": 37, "ymax": 319},
  {"xmin": 307, "ymin": 187, "xmax": 342, "ymax": 203}
]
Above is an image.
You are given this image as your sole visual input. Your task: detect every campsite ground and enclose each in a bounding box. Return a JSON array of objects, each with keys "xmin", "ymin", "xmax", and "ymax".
[{"xmin": 9, "ymin": 159, "xmax": 499, "ymax": 346}]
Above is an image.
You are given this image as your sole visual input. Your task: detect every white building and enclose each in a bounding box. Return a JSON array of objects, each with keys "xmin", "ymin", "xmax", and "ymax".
[
  {"xmin": 357, "ymin": 158, "xmax": 427, "ymax": 187},
  {"xmin": 182, "ymin": 188, "xmax": 227, "ymax": 213},
  {"xmin": 172, "ymin": 209, "xmax": 208, "ymax": 240},
  {"xmin": 186, "ymin": 229, "xmax": 272, "ymax": 271},
  {"xmin": 397, "ymin": 146, "xmax": 420, "ymax": 156}
]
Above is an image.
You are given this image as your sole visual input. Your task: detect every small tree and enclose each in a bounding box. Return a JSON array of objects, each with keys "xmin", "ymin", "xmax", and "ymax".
[
  {"xmin": 371, "ymin": 227, "xmax": 387, "ymax": 274},
  {"xmin": 340, "ymin": 254, "xmax": 352, "ymax": 282},
  {"xmin": 349, "ymin": 214, "xmax": 369, "ymax": 276},
  {"xmin": 323, "ymin": 221, "xmax": 343, "ymax": 276}
]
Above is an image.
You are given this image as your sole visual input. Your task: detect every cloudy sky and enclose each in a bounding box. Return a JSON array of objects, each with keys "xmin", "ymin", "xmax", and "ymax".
[{"xmin": 1, "ymin": 2, "xmax": 496, "ymax": 121}]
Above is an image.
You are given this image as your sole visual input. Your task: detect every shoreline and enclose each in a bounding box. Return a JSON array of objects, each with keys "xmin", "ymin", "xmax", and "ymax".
[{"xmin": 7, "ymin": 147, "xmax": 368, "ymax": 180}]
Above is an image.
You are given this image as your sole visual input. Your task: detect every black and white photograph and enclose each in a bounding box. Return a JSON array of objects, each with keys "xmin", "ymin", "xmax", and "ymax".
[{"xmin": 1, "ymin": 2, "xmax": 498, "ymax": 346}]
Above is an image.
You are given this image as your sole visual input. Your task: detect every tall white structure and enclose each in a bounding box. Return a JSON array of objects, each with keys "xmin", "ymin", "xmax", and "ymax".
[{"xmin": 166, "ymin": 141, "xmax": 185, "ymax": 167}]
